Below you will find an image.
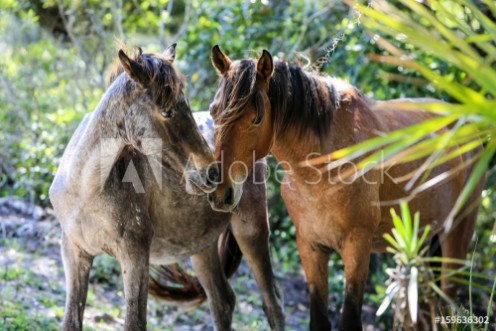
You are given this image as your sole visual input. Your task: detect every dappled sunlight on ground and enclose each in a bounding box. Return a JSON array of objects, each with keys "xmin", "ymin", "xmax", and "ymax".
[{"xmin": 0, "ymin": 197, "xmax": 382, "ymax": 330}]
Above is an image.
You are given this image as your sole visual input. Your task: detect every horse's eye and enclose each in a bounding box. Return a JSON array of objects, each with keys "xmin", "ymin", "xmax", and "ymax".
[
  {"xmin": 161, "ymin": 109, "xmax": 174, "ymax": 118},
  {"xmin": 253, "ymin": 112, "xmax": 264, "ymax": 126}
]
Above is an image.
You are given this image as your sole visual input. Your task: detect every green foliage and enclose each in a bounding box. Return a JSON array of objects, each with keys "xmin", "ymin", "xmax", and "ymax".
[
  {"xmin": 320, "ymin": 0, "xmax": 496, "ymax": 227},
  {"xmin": 0, "ymin": 10, "xmax": 99, "ymax": 204},
  {"xmin": 0, "ymin": 238, "xmax": 64, "ymax": 330},
  {"xmin": 377, "ymin": 203, "xmax": 436, "ymax": 329},
  {"xmin": 439, "ymin": 305, "xmax": 487, "ymax": 331},
  {"xmin": 385, "ymin": 204, "xmax": 431, "ymax": 264},
  {"xmin": 1, "ymin": 1, "xmax": 496, "ymax": 328},
  {"xmin": 2, "ymin": 0, "xmax": 468, "ymax": 207},
  {"xmin": 0, "ymin": 308, "xmax": 60, "ymax": 331},
  {"xmin": 179, "ymin": 1, "xmax": 351, "ymax": 111},
  {"xmin": 341, "ymin": 3, "xmax": 496, "ymax": 325},
  {"xmin": 378, "ymin": 202, "xmax": 495, "ymax": 330},
  {"xmin": 475, "ymin": 187, "xmax": 496, "ymax": 272},
  {"xmin": 90, "ymin": 255, "xmax": 123, "ymax": 290}
]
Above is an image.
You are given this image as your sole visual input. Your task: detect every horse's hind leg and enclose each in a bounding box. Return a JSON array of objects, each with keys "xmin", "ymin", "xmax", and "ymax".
[
  {"xmin": 191, "ymin": 242, "xmax": 235, "ymax": 331},
  {"xmin": 339, "ymin": 232, "xmax": 372, "ymax": 331},
  {"xmin": 61, "ymin": 233, "xmax": 94, "ymax": 331},
  {"xmin": 440, "ymin": 209, "xmax": 478, "ymax": 298},
  {"xmin": 231, "ymin": 212, "xmax": 285, "ymax": 331}
]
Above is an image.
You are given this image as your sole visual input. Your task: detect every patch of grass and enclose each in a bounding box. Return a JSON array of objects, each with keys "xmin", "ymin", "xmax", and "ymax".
[
  {"xmin": 0, "ymin": 238, "xmax": 23, "ymax": 251},
  {"xmin": 0, "ymin": 307, "xmax": 59, "ymax": 331},
  {"xmin": 232, "ymin": 317, "xmax": 268, "ymax": 331},
  {"xmin": 0, "ymin": 240, "xmax": 66, "ymax": 330},
  {"xmin": 0, "ymin": 263, "xmax": 44, "ymax": 289},
  {"xmin": 90, "ymin": 255, "xmax": 122, "ymax": 290}
]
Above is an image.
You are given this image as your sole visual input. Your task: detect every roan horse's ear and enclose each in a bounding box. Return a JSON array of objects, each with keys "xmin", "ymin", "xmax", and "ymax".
[
  {"xmin": 163, "ymin": 43, "xmax": 177, "ymax": 63},
  {"xmin": 257, "ymin": 49, "xmax": 274, "ymax": 83},
  {"xmin": 211, "ymin": 45, "xmax": 231, "ymax": 75},
  {"xmin": 118, "ymin": 50, "xmax": 148, "ymax": 87}
]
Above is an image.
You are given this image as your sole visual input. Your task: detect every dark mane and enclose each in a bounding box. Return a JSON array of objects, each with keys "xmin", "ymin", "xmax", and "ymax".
[
  {"xmin": 216, "ymin": 59, "xmax": 340, "ymax": 141},
  {"xmin": 270, "ymin": 62, "xmax": 339, "ymax": 140},
  {"xmin": 107, "ymin": 47, "xmax": 185, "ymax": 109},
  {"xmin": 213, "ymin": 59, "xmax": 258, "ymax": 134}
]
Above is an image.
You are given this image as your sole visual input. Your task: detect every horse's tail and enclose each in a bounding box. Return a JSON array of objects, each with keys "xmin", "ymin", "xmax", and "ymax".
[
  {"xmin": 148, "ymin": 263, "xmax": 206, "ymax": 308},
  {"xmin": 217, "ymin": 225, "xmax": 243, "ymax": 280},
  {"xmin": 148, "ymin": 226, "xmax": 242, "ymax": 308}
]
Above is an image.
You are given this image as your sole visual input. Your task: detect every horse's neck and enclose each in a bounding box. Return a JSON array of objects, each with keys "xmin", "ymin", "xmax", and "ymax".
[
  {"xmin": 269, "ymin": 93, "xmax": 329, "ymax": 167},
  {"xmin": 271, "ymin": 131, "xmax": 323, "ymax": 169},
  {"xmin": 62, "ymin": 98, "xmax": 126, "ymax": 200},
  {"xmin": 270, "ymin": 82, "xmax": 376, "ymax": 180}
]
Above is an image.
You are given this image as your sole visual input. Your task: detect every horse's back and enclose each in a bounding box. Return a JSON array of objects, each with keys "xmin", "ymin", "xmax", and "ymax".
[
  {"xmin": 369, "ymin": 97, "xmax": 442, "ymax": 132},
  {"xmin": 366, "ymin": 97, "xmax": 483, "ymax": 240}
]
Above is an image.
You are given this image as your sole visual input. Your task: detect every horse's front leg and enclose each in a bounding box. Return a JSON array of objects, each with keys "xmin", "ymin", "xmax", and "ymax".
[
  {"xmin": 191, "ymin": 242, "xmax": 235, "ymax": 331},
  {"xmin": 297, "ymin": 235, "xmax": 331, "ymax": 331},
  {"xmin": 61, "ymin": 233, "xmax": 94, "ymax": 331},
  {"xmin": 118, "ymin": 229, "xmax": 152, "ymax": 331},
  {"xmin": 338, "ymin": 231, "xmax": 372, "ymax": 331},
  {"xmin": 234, "ymin": 181, "xmax": 284, "ymax": 330}
]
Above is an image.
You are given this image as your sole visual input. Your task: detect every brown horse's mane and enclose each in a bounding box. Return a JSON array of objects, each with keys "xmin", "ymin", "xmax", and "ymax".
[
  {"xmin": 107, "ymin": 45, "xmax": 185, "ymax": 109},
  {"xmin": 215, "ymin": 59, "xmax": 341, "ymax": 141}
]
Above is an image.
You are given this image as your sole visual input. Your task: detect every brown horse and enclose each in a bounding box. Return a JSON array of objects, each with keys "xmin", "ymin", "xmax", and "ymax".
[
  {"xmin": 207, "ymin": 45, "xmax": 484, "ymax": 330},
  {"xmin": 49, "ymin": 45, "xmax": 284, "ymax": 331}
]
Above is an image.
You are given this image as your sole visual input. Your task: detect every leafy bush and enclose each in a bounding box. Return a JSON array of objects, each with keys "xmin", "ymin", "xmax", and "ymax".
[
  {"xmin": 0, "ymin": 6, "xmax": 100, "ymax": 204},
  {"xmin": 1, "ymin": 2, "xmax": 495, "ymax": 328}
]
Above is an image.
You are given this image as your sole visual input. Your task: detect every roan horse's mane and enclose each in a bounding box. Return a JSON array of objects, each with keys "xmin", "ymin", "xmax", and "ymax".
[
  {"xmin": 215, "ymin": 59, "xmax": 343, "ymax": 141},
  {"xmin": 107, "ymin": 45, "xmax": 185, "ymax": 109}
]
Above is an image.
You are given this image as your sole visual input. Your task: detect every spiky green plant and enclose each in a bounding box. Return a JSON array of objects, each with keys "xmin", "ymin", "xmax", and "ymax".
[
  {"xmin": 307, "ymin": 0, "xmax": 496, "ymax": 231},
  {"xmin": 377, "ymin": 202, "xmax": 495, "ymax": 330},
  {"xmin": 339, "ymin": 2, "xmax": 496, "ymax": 329},
  {"xmin": 377, "ymin": 202, "xmax": 438, "ymax": 330}
]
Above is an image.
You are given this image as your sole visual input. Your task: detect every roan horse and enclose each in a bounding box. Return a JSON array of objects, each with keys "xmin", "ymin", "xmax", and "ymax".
[
  {"xmin": 207, "ymin": 45, "xmax": 484, "ymax": 330},
  {"xmin": 49, "ymin": 45, "xmax": 284, "ymax": 331}
]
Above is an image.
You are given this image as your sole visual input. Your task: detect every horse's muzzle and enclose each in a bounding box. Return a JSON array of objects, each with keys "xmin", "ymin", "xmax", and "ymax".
[
  {"xmin": 207, "ymin": 183, "xmax": 242, "ymax": 213},
  {"xmin": 184, "ymin": 164, "xmax": 220, "ymax": 195}
]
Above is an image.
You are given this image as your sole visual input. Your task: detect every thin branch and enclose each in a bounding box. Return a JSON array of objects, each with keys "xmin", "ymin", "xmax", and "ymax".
[
  {"xmin": 169, "ymin": 0, "xmax": 191, "ymax": 43},
  {"xmin": 86, "ymin": 7, "xmax": 111, "ymax": 87},
  {"xmin": 56, "ymin": 0, "xmax": 91, "ymax": 66},
  {"xmin": 159, "ymin": 0, "xmax": 174, "ymax": 45},
  {"xmin": 290, "ymin": 5, "xmax": 333, "ymax": 54},
  {"xmin": 0, "ymin": 68, "xmax": 28, "ymax": 121},
  {"xmin": 111, "ymin": 0, "xmax": 125, "ymax": 42}
]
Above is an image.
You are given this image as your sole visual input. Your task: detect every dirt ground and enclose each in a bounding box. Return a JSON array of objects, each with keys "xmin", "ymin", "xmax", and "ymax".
[{"xmin": 0, "ymin": 196, "xmax": 384, "ymax": 330}]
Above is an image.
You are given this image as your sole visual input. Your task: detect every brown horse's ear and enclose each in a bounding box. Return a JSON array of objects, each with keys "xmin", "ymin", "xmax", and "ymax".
[
  {"xmin": 163, "ymin": 43, "xmax": 177, "ymax": 63},
  {"xmin": 118, "ymin": 49, "xmax": 147, "ymax": 86},
  {"xmin": 211, "ymin": 45, "xmax": 231, "ymax": 75},
  {"xmin": 257, "ymin": 49, "xmax": 274, "ymax": 82}
]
